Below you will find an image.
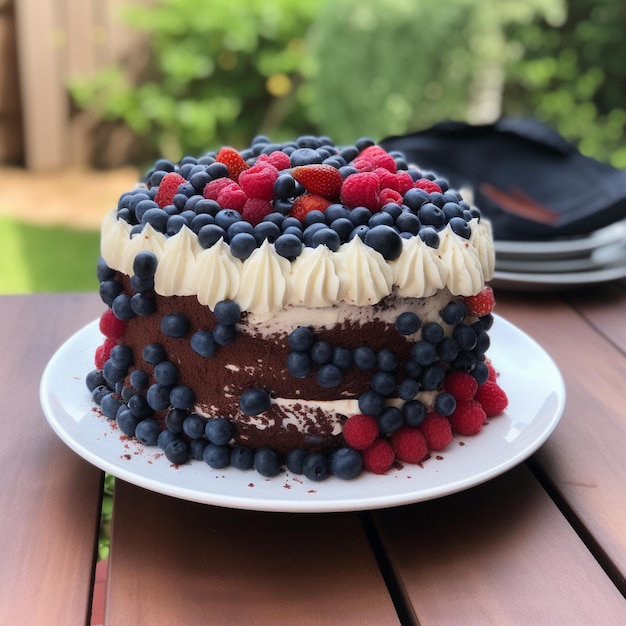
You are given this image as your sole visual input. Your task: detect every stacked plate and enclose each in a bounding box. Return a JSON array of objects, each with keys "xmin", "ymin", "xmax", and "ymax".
[{"xmin": 491, "ymin": 219, "xmax": 626, "ymax": 291}]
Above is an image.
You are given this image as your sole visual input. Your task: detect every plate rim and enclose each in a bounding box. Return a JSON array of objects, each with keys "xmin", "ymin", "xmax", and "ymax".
[{"xmin": 40, "ymin": 314, "xmax": 566, "ymax": 513}]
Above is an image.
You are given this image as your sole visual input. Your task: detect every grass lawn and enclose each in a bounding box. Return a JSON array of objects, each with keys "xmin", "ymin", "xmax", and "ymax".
[{"xmin": 0, "ymin": 216, "xmax": 100, "ymax": 293}]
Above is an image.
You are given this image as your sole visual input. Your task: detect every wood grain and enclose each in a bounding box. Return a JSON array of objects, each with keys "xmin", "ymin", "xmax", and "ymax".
[{"xmin": 0, "ymin": 294, "xmax": 104, "ymax": 623}]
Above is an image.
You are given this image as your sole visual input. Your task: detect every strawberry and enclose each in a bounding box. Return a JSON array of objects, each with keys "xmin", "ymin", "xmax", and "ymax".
[
  {"xmin": 464, "ymin": 285, "xmax": 495, "ymax": 317},
  {"xmin": 340, "ymin": 172, "xmax": 380, "ymax": 211},
  {"xmin": 238, "ymin": 162, "xmax": 279, "ymax": 201},
  {"xmin": 242, "ymin": 197, "xmax": 273, "ymax": 226},
  {"xmin": 290, "ymin": 194, "xmax": 332, "ymax": 222},
  {"xmin": 216, "ymin": 181, "xmax": 247, "ymax": 212},
  {"xmin": 99, "ymin": 309, "xmax": 126, "ymax": 340},
  {"xmin": 448, "ymin": 399, "xmax": 486, "ymax": 436},
  {"xmin": 291, "ymin": 164, "xmax": 343, "ymax": 200},
  {"xmin": 215, "ymin": 147, "xmax": 250, "ymax": 182},
  {"xmin": 414, "ymin": 178, "xmax": 442, "ymax": 194},
  {"xmin": 343, "ymin": 414, "xmax": 379, "ymax": 450},
  {"xmin": 444, "ymin": 371, "xmax": 478, "ymax": 401},
  {"xmin": 391, "ymin": 426, "xmax": 428, "ymax": 463},
  {"xmin": 352, "ymin": 145, "xmax": 397, "ymax": 173},
  {"xmin": 154, "ymin": 172, "xmax": 186, "ymax": 208},
  {"xmin": 474, "ymin": 380, "xmax": 508, "ymax": 416},
  {"xmin": 418, "ymin": 413, "xmax": 453, "ymax": 450},
  {"xmin": 94, "ymin": 337, "xmax": 116, "ymax": 370},
  {"xmin": 362, "ymin": 438, "xmax": 395, "ymax": 474}
]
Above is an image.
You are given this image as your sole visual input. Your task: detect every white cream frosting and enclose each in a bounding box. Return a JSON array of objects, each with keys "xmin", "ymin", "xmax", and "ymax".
[{"xmin": 100, "ymin": 209, "xmax": 495, "ymax": 315}]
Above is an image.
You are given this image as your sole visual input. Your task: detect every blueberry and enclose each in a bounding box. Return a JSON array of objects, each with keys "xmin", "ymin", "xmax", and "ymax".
[
  {"xmin": 230, "ymin": 446, "xmax": 254, "ymax": 470},
  {"xmin": 452, "ymin": 351, "xmax": 477, "ymax": 373},
  {"xmin": 332, "ymin": 346, "xmax": 353, "ymax": 369},
  {"xmin": 86, "ymin": 369, "xmax": 106, "ymax": 392},
  {"xmin": 381, "ymin": 203, "xmax": 403, "ymax": 220},
  {"xmin": 189, "ymin": 170, "xmax": 211, "ymax": 192},
  {"xmin": 135, "ymin": 418, "xmax": 160, "ymax": 445},
  {"xmin": 395, "ymin": 311, "xmax": 421, "ymax": 335},
  {"xmin": 402, "ymin": 400, "xmax": 426, "ymax": 427},
  {"xmin": 330, "ymin": 448, "xmax": 363, "ymax": 480},
  {"xmin": 285, "ymin": 448, "xmax": 307, "ymax": 474},
  {"xmin": 142, "ymin": 343, "xmax": 166, "ymax": 365},
  {"xmin": 157, "ymin": 429, "xmax": 180, "ymax": 451},
  {"xmin": 214, "ymin": 209, "xmax": 242, "ymax": 231},
  {"xmin": 473, "ymin": 330, "xmax": 490, "ymax": 356},
  {"xmin": 311, "ymin": 227, "xmax": 341, "ymax": 251},
  {"xmin": 254, "ymin": 447, "xmax": 282, "ymax": 477},
  {"xmin": 471, "ymin": 360, "xmax": 490, "ymax": 385},
  {"xmin": 161, "ymin": 313, "xmax": 190, "ymax": 338},
  {"xmin": 203, "ymin": 443, "xmax": 231, "ymax": 469},
  {"xmin": 190, "ymin": 214, "xmax": 215, "ymax": 233},
  {"xmin": 418, "ymin": 226, "xmax": 440, "ymax": 248},
  {"xmin": 303, "ymin": 210, "xmax": 326, "ymax": 227},
  {"xmin": 395, "ymin": 211, "xmax": 421, "ymax": 236},
  {"xmin": 190, "ymin": 330, "xmax": 218, "ymax": 357},
  {"xmin": 197, "ymin": 224, "xmax": 227, "ymax": 248},
  {"xmin": 190, "ymin": 438, "xmax": 209, "ymax": 461},
  {"xmin": 449, "ymin": 216, "xmax": 471, "ymax": 239},
  {"xmin": 348, "ymin": 206, "xmax": 372, "ymax": 226},
  {"xmin": 428, "ymin": 191, "xmax": 446, "ymax": 208},
  {"xmin": 440, "ymin": 301, "xmax": 467, "ymax": 325},
  {"xmin": 100, "ymin": 393, "xmax": 123, "ymax": 419},
  {"xmin": 302, "ymin": 222, "xmax": 327, "ymax": 246},
  {"xmin": 340, "ymin": 146, "xmax": 359, "ymax": 161},
  {"xmin": 109, "ymin": 344, "xmax": 133, "ymax": 370},
  {"xmin": 358, "ymin": 390, "xmax": 386, "ymax": 416},
  {"xmin": 453, "ymin": 324, "xmax": 478, "ymax": 351},
  {"xmin": 410, "ymin": 340, "xmax": 437, "ymax": 366},
  {"xmin": 254, "ymin": 221, "xmax": 281, "ymax": 245},
  {"xmin": 146, "ymin": 384, "xmax": 171, "ymax": 411},
  {"xmin": 371, "ymin": 371, "xmax": 396, "ymax": 396},
  {"xmin": 325, "ymin": 204, "xmax": 349, "ymax": 222},
  {"xmin": 316, "ymin": 364, "xmax": 342, "ymax": 388},
  {"xmin": 116, "ymin": 409, "xmax": 140, "ymax": 436},
  {"xmin": 167, "ymin": 214, "xmax": 188, "ymax": 236},
  {"xmin": 141, "ymin": 208, "xmax": 169, "ymax": 232},
  {"xmin": 354, "ymin": 346, "xmax": 377, "ymax": 370},
  {"xmin": 164, "ymin": 440, "xmax": 190, "ymax": 464},
  {"xmin": 368, "ymin": 212, "xmax": 394, "ymax": 228},
  {"xmin": 442, "ymin": 202, "xmax": 464, "ymax": 220},
  {"xmin": 364, "ymin": 225, "xmax": 402, "ymax": 260},
  {"xmin": 130, "ymin": 273, "xmax": 155, "ymax": 294},
  {"xmin": 211, "ymin": 300, "xmax": 240, "ymax": 326},
  {"xmin": 422, "ymin": 322, "xmax": 444, "ymax": 344},
  {"xmin": 377, "ymin": 349, "xmax": 397, "ymax": 372},
  {"xmin": 434, "ymin": 392, "xmax": 456, "ymax": 417},
  {"xmin": 274, "ymin": 174, "xmax": 296, "ymax": 199},
  {"xmin": 239, "ymin": 388, "xmax": 271, "ymax": 416},
  {"xmin": 288, "ymin": 327, "xmax": 315, "ymax": 351},
  {"xmin": 290, "ymin": 148, "xmax": 323, "ymax": 166},
  {"xmin": 330, "ymin": 217, "xmax": 354, "ymax": 241},
  {"xmin": 165, "ymin": 408, "xmax": 187, "ymax": 434},
  {"xmin": 437, "ymin": 337, "xmax": 460, "ymax": 364},
  {"xmin": 349, "ymin": 225, "xmax": 370, "ymax": 242},
  {"xmin": 182, "ymin": 413, "xmax": 206, "ymax": 439},
  {"xmin": 355, "ymin": 137, "xmax": 375, "ymax": 151},
  {"xmin": 303, "ymin": 453, "xmax": 330, "ymax": 481},
  {"xmin": 92, "ymin": 385, "xmax": 109, "ymax": 405},
  {"xmin": 274, "ymin": 233, "xmax": 303, "ymax": 260},
  {"xmin": 134, "ymin": 199, "xmax": 159, "ymax": 222},
  {"xmin": 286, "ymin": 351, "xmax": 313, "ymax": 378},
  {"xmin": 130, "ymin": 293, "xmax": 157, "ymax": 317},
  {"xmin": 96, "ymin": 258, "xmax": 116, "ymax": 282},
  {"xmin": 398, "ymin": 378, "xmax": 420, "ymax": 401},
  {"xmin": 228, "ymin": 232, "xmax": 256, "ymax": 259},
  {"xmin": 112, "ymin": 294, "xmax": 136, "ymax": 321},
  {"xmin": 403, "ymin": 188, "xmax": 429, "ymax": 211},
  {"xmin": 212, "ymin": 323, "xmax": 237, "ymax": 346},
  {"xmin": 102, "ymin": 360, "xmax": 126, "ymax": 386},
  {"xmin": 480, "ymin": 313, "xmax": 494, "ymax": 331},
  {"xmin": 170, "ymin": 385, "xmax": 195, "ymax": 410},
  {"xmin": 377, "ymin": 406, "xmax": 403, "ymax": 435},
  {"xmin": 206, "ymin": 162, "xmax": 229, "ymax": 179},
  {"xmin": 310, "ymin": 341, "xmax": 333, "ymax": 365},
  {"xmin": 418, "ymin": 203, "xmax": 446, "ymax": 229},
  {"xmin": 194, "ymin": 198, "xmax": 221, "ymax": 216},
  {"xmin": 205, "ymin": 417, "xmax": 235, "ymax": 445},
  {"xmin": 420, "ymin": 363, "xmax": 446, "ymax": 391}
]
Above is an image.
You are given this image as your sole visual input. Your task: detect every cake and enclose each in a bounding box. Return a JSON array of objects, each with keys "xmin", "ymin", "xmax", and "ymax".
[{"xmin": 86, "ymin": 135, "xmax": 508, "ymax": 481}]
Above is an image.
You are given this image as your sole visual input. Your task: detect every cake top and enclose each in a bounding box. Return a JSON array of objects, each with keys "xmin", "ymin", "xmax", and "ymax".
[{"xmin": 101, "ymin": 135, "xmax": 495, "ymax": 316}]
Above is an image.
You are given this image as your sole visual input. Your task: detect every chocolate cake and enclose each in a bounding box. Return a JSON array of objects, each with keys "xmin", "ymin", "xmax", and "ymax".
[{"xmin": 86, "ymin": 135, "xmax": 507, "ymax": 481}]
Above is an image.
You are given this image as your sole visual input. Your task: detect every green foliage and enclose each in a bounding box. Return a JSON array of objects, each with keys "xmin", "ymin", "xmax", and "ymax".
[{"xmin": 70, "ymin": 0, "xmax": 326, "ymax": 162}]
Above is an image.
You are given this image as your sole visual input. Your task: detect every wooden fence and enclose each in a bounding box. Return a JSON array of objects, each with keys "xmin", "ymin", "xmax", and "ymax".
[{"xmin": 3, "ymin": 0, "xmax": 153, "ymax": 170}]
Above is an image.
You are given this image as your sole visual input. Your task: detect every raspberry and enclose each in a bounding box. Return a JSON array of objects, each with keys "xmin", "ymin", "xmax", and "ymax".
[
  {"xmin": 291, "ymin": 164, "xmax": 343, "ymax": 200},
  {"xmin": 215, "ymin": 147, "xmax": 250, "ymax": 182},
  {"xmin": 238, "ymin": 162, "xmax": 279, "ymax": 201},
  {"xmin": 203, "ymin": 177, "xmax": 233, "ymax": 200},
  {"xmin": 340, "ymin": 172, "xmax": 380, "ymax": 211},
  {"xmin": 154, "ymin": 172, "xmax": 186, "ymax": 208},
  {"xmin": 414, "ymin": 179, "xmax": 442, "ymax": 194},
  {"xmin": 99, "ymin": 309, "xmax": 126, "ymax": 339},
  {"xmin": 342, "ymin": 414, "xmax": 379, "ymax": 450},
  {"xmin": 474, "ymin": 380, "xmax": 508, "ymax": 417},
  {"xmin": 216, "ymin": 181, "xmax": 247, "ymax": 212},
  {"xmin": 379, "ymin": 188, "xmax": 403, "ymax": 205},
  {"xmin": 418, "ymin": 413, "xmax": 453, "ymax": 450},
  {"xmin": 242, "ymin": 197, "xmax": 273, "ymax": 226},
  {"xmin": 257, "ymin": 151, "xmax": 291, "ymax": 171},
  {"xmin": 362, "ymin": 438, "xmax": 395, "ymax": 474},
  {"xmin": 393, "ymin": 171, "xmax": 415, "ymax": 195},
  {"xmin": 444, "ymin": 371, "xmax": 478, "ymax": 401},
  {"xmin": 448, "ymin": 400, "xmax": 486, "ymax": 436},
  {"xmin": 352, "ymin": 146, "xmax": 396, "ymax": 173},
  {"xmin": 94, "ymin": 337, "xmax": 116, "ymax": 370},
  {"xmin": 464, "ymin": 285, "xmax": 495, "ymax": 317},
  {"xmin": 390, "ymin": 426, "xmax": 428, "ymax": 464},
  {"xmin": 485, "ymin": 358, "xmax": 498, "ymax": 382},
  {"xmin": 290, "ymin": 194, "xmax": 332, "ymax": 222}
]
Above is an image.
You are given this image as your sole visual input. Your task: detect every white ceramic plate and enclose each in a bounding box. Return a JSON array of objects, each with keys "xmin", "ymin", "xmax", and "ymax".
[
  {"xmin": 494, "ymin": 219, "xmax": 626, "ymax": 260},
  {"xmin": 40, "ymin": 315, "xmax": 565, "ymax": 513}
]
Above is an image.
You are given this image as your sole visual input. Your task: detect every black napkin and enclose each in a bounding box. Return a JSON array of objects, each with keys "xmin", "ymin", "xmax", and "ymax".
[{"xmin": 380, "ymin": 118, "xmax": 626, "ymax": 241}]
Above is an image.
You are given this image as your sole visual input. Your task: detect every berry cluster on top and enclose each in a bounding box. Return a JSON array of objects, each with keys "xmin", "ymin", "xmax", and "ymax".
[{"xmin": 115, "ymin": 135, "xmax": 481, "ymax": 262}]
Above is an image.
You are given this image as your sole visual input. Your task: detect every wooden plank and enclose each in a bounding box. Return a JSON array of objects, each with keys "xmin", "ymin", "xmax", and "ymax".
[
  {"xmin": 107, "ymin": 482, "xmax": 400, "ymax": 625},
  {"xmin": 0, "ymin": 294, "xmax": 104, "ymax": 624},
  {"xmin": 14, "ymin": 0, "xmax": 68, "ymax": 170},
  {"xmin": 373, "ymin": 464, "xmax": 626, "ymax": 624},
  {"xmin": 495, "ymin": 290, "xmax": 626, "ymax": 591}
]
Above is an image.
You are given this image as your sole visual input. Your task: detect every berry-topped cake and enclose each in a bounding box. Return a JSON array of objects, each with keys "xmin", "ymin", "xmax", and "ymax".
[{"xmin": 86, "ymin": 135, "xmax": 508, "ymax": 481}]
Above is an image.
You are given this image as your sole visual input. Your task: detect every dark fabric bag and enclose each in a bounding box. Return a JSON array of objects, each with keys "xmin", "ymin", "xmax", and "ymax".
[{"xmin": 381, "ymin": 118, "xmax": 626, "ymax": 240}]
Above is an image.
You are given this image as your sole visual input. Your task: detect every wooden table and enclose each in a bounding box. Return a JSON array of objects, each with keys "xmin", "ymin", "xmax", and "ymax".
[{"xmin": 1, "ymin": 288, "xmax": 626, "ymax": 625}]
